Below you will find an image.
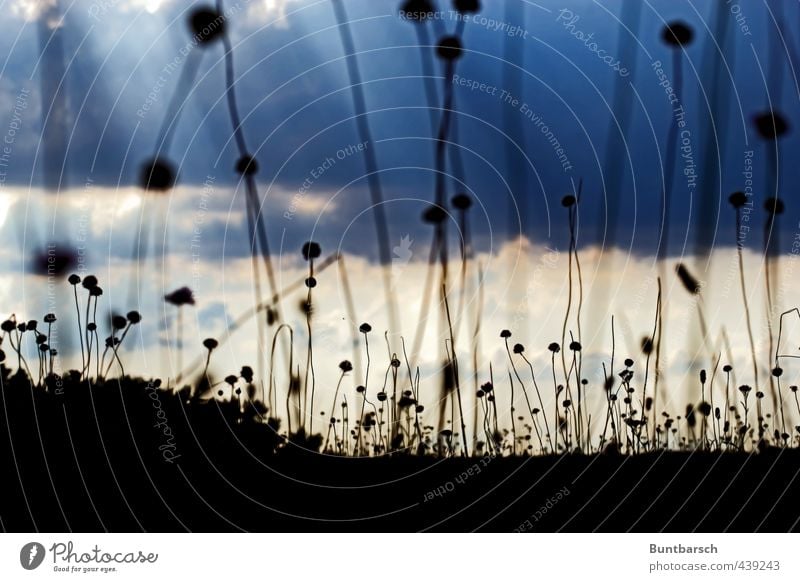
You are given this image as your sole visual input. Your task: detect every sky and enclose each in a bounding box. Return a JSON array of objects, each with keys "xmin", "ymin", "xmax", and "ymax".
[{"xmin": 1, "ymin": 0, "xmax": 800, "ymax": 431}]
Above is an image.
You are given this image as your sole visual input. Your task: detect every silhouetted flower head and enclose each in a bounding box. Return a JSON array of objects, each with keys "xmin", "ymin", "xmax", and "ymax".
[
  {"xmin": 675, "ymin": 263, "xmax": 701, "ymax": 294},
  {"xmin": 569, "ymin": 341, "xmax": 582, "ymax": 352},
  {"xmin": 87, "ymin": 322, "xmax": 97, "ymax": 332},
  {"xmin": 68, "ymin": 274, "xmax": 81, "ymax": 285},
  {"xmin": 481, "ymin": 381, "xmax": 493, "ymax": 393},
  {"xmin": 764, "ymin": 197, "xmax": 785, "ymax": 216},
  {"xmin": 16, "ymin": 322, "xmax": 25, "ymax": 332},
  {"xmin": 773, "ymin": 367, "xmax": 784, "ymax": 377},
  {"xmin": 738, "ymin": 384, "xmax": 752, "ymax": 394},
  {"xmin": 165, "ymin": 287, "xmax": 195, "ymax": 307},
  {"xmin": 235, "ymin": 154, "xmax": 258, "ymax": 176},
  {"xmin": 661, "ymin": 21, "xmax": 694, "ymax": 47},
  {"xmin": 241, "ymin": 366, "xmax": 254, "ymax": 383},
  {"xmin": 624, "ymin": 358, "xmax": 634, "ymax": 368},
  {"xmin": 422, "ymin": 205, "xmax": 446, "ymax": 224},
  {"xmin": 377, "ymin": 391, "xmax": 387, "ymax": 402},
  {"xmin": 400, "ymin": 0, "xmax": 435, "ymax": 21},
  {"xmin": 127, "ymin": 311, "xmax": 142, "ymax": 324},
  {"xmin": 359, "ymin": 322, "xmax": 372, "ymax": 333},
  {"xmin": 453, "ymin": 0, "xmax": 480, "ymax": 14},
  {"xmin": 356, "ymin": 385, "xmax": 365, "ymax": 393},
  {"xmin": 500, "ymin": 329, "xmax": 511, "ymax": 338},
  {"xmin": 700, "ymin": 369, "xmax": 707, "ymax": 384},
  {"xmin": 139, "ymin": 158, "xmax": 176, "ymax": 191},
  {"xmin": 756, "ymin": 391, "xmax": 764, "ymax": 399},
  {"xmin": 111, "ymin": 314, "xmax": 127, "ymax": 330},
  {"xmin": 89, "ymin": 286, "xmax": 104, "ymax": 297},
  {"xmin": 189, "ymin": 7, "xmax": 225, "ymax": 45},
  {"xmin": 43, "ymin": 313, "xmax": 57, "ymax": 324},
  {"xmin": 203, "ymin": 338, "xmax": 218, "ymax": 351},
  {"xmin": 548, "ymin": 342, "xmax": 560, "ymax": 353},
  {"xmin": 561, "ymin": 194, "xmax": 576, "ymax": 208},
  {"xmin": 82, "ymin": 275, "xmax": 98, "ymax": 290},
  {"xmin": 437, "ymin": 36, "xmax": 463, "ymax": 61},
  {"xmin": 305, "ymin": 277, "xmax": 317, "ymax": 288},
  {"xmin": 26, "ymin": 320, "xmax": 37, "ymax": 331},
  {"xmin": 513, "ymin": 343, "xmax": 525, "ymax": 354},
  {"xmin": 339, "ymin": 360, "xmax": 353, "ymax": 373},
  {"xmin": 451, "ymin": 193, "xmax": 472, "ymax": 210},
  {"xmin": 641, "ymin": 337, "xmax": 653, "ymax": 354},
  {"xmin": 302, "ymin": 241, "xmax": 321, "ymax": 260},
  {"xmin": 723, "ymin": 364, "xmax": 732, "ymax": 373},
  {"xmin": 753, "ymin": 111, "xmax": 789, "ymax": 140},
  {"xmin": 225, "ymin": 375, "xmax": 238, "ymax": 386},
  {"xmin": 729, "ymin": 191, "xmax": 748, "ymax": 209},
  {"xmin": 1, "ymin": 320, "xmax": 15, "ymax": 333}
]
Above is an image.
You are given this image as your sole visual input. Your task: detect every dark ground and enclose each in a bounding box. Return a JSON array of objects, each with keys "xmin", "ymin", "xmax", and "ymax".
[{"xmin": 2, "ymin": 371, "xmax": 799, "ymax": 532}]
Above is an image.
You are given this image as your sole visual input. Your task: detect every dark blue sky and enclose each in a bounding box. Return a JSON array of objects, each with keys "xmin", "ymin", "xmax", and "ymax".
[{"xmin": 1, "ymin": 0, "xmax": 798, "ymax": 262}]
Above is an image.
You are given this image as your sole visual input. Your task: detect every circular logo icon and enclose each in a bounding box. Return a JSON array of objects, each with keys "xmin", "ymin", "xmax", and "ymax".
[{"xmin": 20, "ymin": 542, "xmax": 46, "ymax": 570}]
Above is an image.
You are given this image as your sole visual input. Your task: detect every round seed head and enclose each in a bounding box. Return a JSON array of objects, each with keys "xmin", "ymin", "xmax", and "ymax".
[
  {"xmin": 188, "ymin": 8, "xmax": 226, "ymax": 45},
  {"xmin": 436, "ymin": 35, "xmax": 463, "ymax": 61},
  {"xmin": 753, "ymin": 111, "xmax": 789, "ymax": 140},
  {"xmin": 235, "ymin": 154, "xmax": 258, "ymax": 176},
  {"xmin": 82, "ymin": 275, "xmax": 99, "ymax": 290},
  {"xmin": 422, "ymin": 205, "xmax": 446, "ymax": 224},
  {"xmin": 400, "ymin": 0, "xmax": 435, "ymax": 21},
  {"xmin": 451, "ymin": 193, "xmax": 472, "ymax": 210},
  {"xmin": 301, "ymin": 241, "xmax": 321, "ymax": 260},
  {"xmin": 139, "ymin": 157, "xmax": 176, "ymax": 191},
  {"xmin": 453, "ymin": 0, "xmax": 480, "ymax": 14},
  {"xmin": 661, "ymin": 21, "xmax": 694, "ymax": 47},
  {"xmin": 729, "ymin": 191, "xmax": 747, "ymax": 208},
  {"xmin": 764, "ymin": 197, "xmax": 785, "ymax": 216}
]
